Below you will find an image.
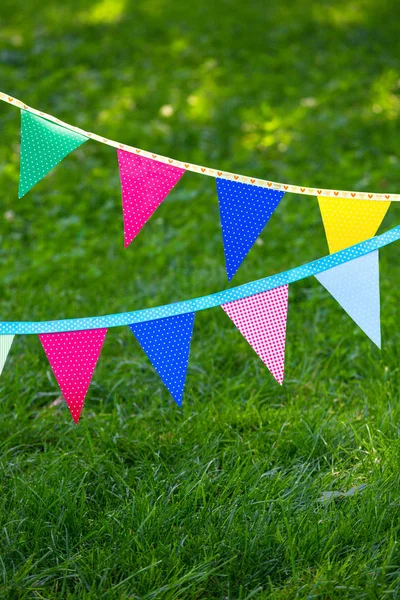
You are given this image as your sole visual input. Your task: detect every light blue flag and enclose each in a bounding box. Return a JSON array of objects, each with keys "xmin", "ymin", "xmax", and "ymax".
[{"xmin": 315, "ymin": 250, "xmax": 381, "ymax": 347}]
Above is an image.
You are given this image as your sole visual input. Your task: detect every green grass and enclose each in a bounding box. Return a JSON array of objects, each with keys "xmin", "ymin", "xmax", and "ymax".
[{"xmin": 1, "ymin": 0, "xmax": 400, "ymax": 597}]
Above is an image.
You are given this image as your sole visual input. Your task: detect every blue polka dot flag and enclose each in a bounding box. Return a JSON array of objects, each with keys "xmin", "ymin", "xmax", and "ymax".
[
  {"xmin": 216, "ymin": 178, "xmax": 285, "ymax": 281},
  {"xmin": 129, "ymin": 313, "xmax": 195, "ymax": 406}
]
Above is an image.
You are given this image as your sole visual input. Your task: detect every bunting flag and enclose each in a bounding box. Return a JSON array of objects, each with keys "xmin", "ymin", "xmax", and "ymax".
[
  {"xmin": 0, "ymin": 335, "xmax": 14, "ymax": 376},
  {"xmin": 0, "ymin": 225, "xmax": 398, "ymax": 423},
  {"xmin": 315, "ymin": 251, "xmax": 380, "ymax": 347},
  {"xmin": 18, "ymin": 110, "xmax": 88, "ymax": 198},
  {"xmin": 117, "ymin": 150, "xmax": 186, "ymax": 248},
  {"xmin": 221, "ymin": 285, "xmax": 289, "ymax": 384},
  {"xmin": 129, "ymin": 313, "xmax": 195, "ymax": 406},
  {"xmin": 317, "ymin": 196, "xmax": 390, "ymax": 253},
  {"xmin": 39, "ymin": 329, "xmax": 107, "ymax": 423},
  {"xmin": 216, "ymin": 178, "xmax": 285, "ymax": 280},
  {"xmin": 3, "ymin": 90, "xmax": 400, "ymax": 202}
]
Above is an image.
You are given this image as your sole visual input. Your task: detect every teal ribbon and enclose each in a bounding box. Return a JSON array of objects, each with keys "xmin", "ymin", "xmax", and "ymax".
[{"xmin": 1, "ymin": 225, "xmax": 399, "ymax": 334}]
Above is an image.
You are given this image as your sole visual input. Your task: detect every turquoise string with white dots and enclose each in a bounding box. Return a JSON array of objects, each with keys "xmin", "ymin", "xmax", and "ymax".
[{"xmin": 1, "ymin": 225, "xmax": 399, "ymax": 334}]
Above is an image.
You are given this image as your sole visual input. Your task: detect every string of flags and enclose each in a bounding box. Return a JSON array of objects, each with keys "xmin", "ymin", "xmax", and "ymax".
[
  {"xmin": 0, "ymin": 226, "xmax": 398, "ymax": 423},
  {"xmin": 1, "ymin": 91, "xmax": 399, "ymax": 422},
  {"xmin": 0, "ymin": 92, "xmax": 397, "ymax": 281}
]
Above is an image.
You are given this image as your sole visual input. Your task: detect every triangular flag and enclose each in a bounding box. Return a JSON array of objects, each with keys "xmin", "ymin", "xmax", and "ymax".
[
  {"xmin": 129, "ymin": 313, "xmax": 195, "ymax": 406},
  {"xmin": 315, "ymin": 251, "xmax": 380, "ymax": 347},
  {"xmin": 117, "ymin": 150, "xmax": 186, "ymax": 248},
  {"xmin": 39, "ymin": 329, "xmax": 107, "ymax": 423},
  {"xmin": 0, "ymin": 335, "xmax": 14, "ymax": 376},
  {"xmin": 19, "ymin": 110, "xmax": 88, "ymax": 198},
  {"xmin": 221, "ymin": 285, "xmax": 289, "ymax": 384},
  {"xmin": 318, "ymin": 196, "xmax": 390, "ymax": 253},
  {"xmin": 216, "ymin": 178, "xmax": 285, "ymax": 280}
]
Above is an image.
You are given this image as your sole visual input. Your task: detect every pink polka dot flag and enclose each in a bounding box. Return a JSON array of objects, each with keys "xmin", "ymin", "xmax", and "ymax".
[
  {"xmin": 117, "ymin": 150, "xmax": 186, "ymax": 248},
  {"xmin": 39, "ymin": 329, "xmax": 108, "ymax": 423},
  {"xmin": 221, "ymin": 285, "xmax": 289, "ymax": 385}
]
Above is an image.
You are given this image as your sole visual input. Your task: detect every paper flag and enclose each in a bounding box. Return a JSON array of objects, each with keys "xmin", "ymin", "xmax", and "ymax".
[
  {"xmin": 129, "ymin": 313, "xmax": 195, "ymax": 406},
  {"xmin": 0, "ymin": 335, "xmax": 14, "ymax": 376},
  {"xmin": 117, "ymin": 150, "xmax": 186, "ymax": 248},
  {"xmin": 221, "ymin": 285, "xmax": 289, "ymax": 384},
  {"xmin": 318, "ymin": 196, "xmax": 390, "ymax": 253},
  {"xmin": 18, "ymin": 110, "xmax": 88, "ymax": 198},
  {"xmin": 216, "ymin": 178, "xmax": 285, "ymax": 280},
  {"xmin": 315, "ymin": 250, "xmax": 380, "ymax": 347},
  {"xmin": 39, "ymin": 329, "xmax": 107, "ymax": 423}
]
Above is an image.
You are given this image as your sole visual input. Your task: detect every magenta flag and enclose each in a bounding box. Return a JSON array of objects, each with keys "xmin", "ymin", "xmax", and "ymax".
[
  {"xmin": 221, "ymin": 285, "xmax": 289, "ymax": 384},
  {"xmin": 117, "ymin": 150, "xmax": 186, "ymax": 248},
  {"xmin": 39, "ymin": 329, "xmax": 107, "ymax": 423}
]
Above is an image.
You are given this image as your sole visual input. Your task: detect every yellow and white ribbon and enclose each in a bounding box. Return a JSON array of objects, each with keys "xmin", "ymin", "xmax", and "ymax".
[{"xmin": 1, "ymin": 91, "xmax": 398, "ymax": 202}]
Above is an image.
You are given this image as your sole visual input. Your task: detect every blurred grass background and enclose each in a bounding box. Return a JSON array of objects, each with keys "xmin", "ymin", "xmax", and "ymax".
[{"xmin": 1, "ymin": 0, "xmax": 400, "ymax": 597}]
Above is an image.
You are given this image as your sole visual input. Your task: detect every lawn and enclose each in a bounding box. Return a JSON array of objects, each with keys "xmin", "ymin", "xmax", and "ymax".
[{"xmin": 1, "ymin": 0, "xmax": 400, "ymax": 597}]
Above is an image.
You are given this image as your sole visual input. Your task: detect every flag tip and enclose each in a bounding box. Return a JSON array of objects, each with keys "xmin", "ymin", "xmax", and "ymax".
[
  {"xmin": 373, "ymin": 336, "xmax": 381, "ymax": 350},
  {"xmin": 124, "ymin": 238, "xmax": 134, "ymax": 249}
]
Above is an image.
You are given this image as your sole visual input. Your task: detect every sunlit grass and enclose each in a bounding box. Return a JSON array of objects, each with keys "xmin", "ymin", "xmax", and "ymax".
[{"xmin": 79, "ymin": 0, "xmax": 127, "ymax": 24}]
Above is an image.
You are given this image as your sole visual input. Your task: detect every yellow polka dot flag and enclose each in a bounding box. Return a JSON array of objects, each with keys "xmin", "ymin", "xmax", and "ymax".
[{"xmin": 317, "ymin": 196, "xmax": 391, "ymax": 253}]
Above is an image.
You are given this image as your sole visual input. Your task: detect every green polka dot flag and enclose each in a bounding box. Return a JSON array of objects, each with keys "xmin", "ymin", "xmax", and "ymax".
[{"xmin": 18, "ymin": 110, "xmax": 88, "ymax": 198}]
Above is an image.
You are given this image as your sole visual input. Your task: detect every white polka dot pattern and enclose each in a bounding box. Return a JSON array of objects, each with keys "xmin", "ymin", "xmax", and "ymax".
[
  {"xmin": 39, "ymin": 329, "xmax": 107, "ymax": 423},
  {"xmin": 129, "ymin": 313, "xmax": 195, "ymax": 406},
  {"xmin": 117, "ymin": 150, "xmax": 186, "ymax": 247},
  {"xmin": 315, "ymin": 251, "xmax": 381, "ymax": 347},
  {"xmin": 0, "ymin": 225, "xmax": 399, "ymax": 334},
  {"xmin": 19, "ymin": 110, "xmax": 88, "ymax": 198},
  {"xmin": 216, "ymin": 178, "xmax": 285, "ymax": 280},
  {"xmin": 222, "ymin": 286, "xmax": 289, "ymax": 384}
]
